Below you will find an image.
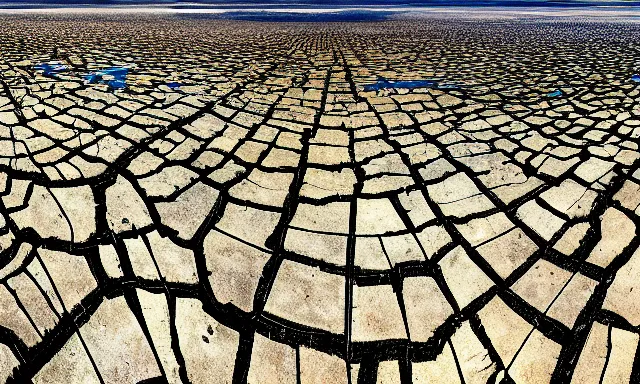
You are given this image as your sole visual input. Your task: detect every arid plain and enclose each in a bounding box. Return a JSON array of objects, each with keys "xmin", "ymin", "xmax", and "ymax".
[{"xmin": 0, "ymin": 12, "xmax": 640, "ymax": 383}]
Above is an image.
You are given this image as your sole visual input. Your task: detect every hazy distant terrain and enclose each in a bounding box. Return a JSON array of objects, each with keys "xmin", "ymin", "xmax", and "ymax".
[{"xmin": 1, "ymin": 0, "xmax": 640, "ymax": 7}]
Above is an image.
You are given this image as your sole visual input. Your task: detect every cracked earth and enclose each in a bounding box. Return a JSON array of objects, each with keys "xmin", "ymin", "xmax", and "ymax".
[{"xmin": 0, "ymin": 13, "xmax": 640, "ymax": 384}]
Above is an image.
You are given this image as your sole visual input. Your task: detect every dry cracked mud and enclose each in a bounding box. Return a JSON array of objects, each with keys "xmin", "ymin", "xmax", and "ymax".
[{"xmin": 0, "ymin": 12, "xmax": 640, "ymax": 384}]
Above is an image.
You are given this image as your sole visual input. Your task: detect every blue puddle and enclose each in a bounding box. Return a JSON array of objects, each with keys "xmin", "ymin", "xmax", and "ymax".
[
  {"xmin": 363, "ymin": 77, "xmax": 459, "ymax": 92},
  {"xmin": 33, "ymin": 63, "xmax": 68, "ymax": 76},
  {"xmin": 547, "ymin": 89, "xmax": 563, "ymax": 98},
  {"xmin": 632, "ymin": 74, "xmax": 640, "ymax": 83},
  {"xmin": 34, "ymin": 63, "xmax": 186, "ymax": 92},
  {"xmin": 84, "ymin": 67, "xmax": 129, "ymax": 89}
]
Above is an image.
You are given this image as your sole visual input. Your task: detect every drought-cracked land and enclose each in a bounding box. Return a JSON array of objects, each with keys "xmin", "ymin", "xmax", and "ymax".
[{"xmin": 0, "ymin": 12, "xmax": 640, "ymax": 383}]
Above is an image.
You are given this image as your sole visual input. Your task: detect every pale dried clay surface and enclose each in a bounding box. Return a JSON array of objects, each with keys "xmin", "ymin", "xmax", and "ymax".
[{"xmin": 0, "ymin": 13, "xmax": 639, "ymax": 384}]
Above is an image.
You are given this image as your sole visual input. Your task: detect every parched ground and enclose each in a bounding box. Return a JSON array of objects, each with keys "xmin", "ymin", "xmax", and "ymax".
[{"xmin": 0, "ymin": 13, "xmax": 639, "ymax": 384}]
